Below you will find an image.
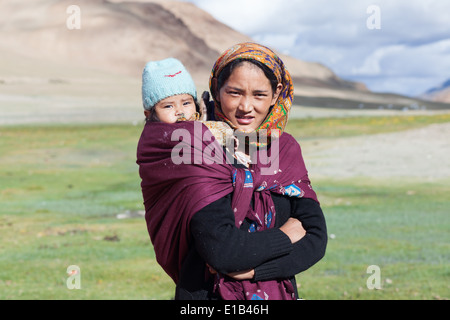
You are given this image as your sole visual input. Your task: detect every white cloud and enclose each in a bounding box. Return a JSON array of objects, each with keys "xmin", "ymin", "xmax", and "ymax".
[
  {"xmin": 352, "ymin": 45, "xmax": 406, "ymax": 76},
  {"xmin": 253, "ymin": 33, "xmax": 298, "ymax": 55},
  {"xmin": 189, "ymin": 0, "xmax": 278, "ymax": 34},
  {"xmin": 183, "ymin": 0, "xmax": 450, "ymax": 96}
]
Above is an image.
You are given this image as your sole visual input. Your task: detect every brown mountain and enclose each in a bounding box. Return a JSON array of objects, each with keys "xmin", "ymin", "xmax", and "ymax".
[
  {"xmin": 0, "ymin": 0, "xmax": 219, "ymax": 81},
  {"xmin": 1, "ymin": 0, "xmax": 447, "ymax": 125},
  {"xmin": 0, "ymin": 0, "xmax": 366, "ymax": 91},
  {"xmin": 421, "ymin": 79, "xmax": 450, "ymax": 103}
]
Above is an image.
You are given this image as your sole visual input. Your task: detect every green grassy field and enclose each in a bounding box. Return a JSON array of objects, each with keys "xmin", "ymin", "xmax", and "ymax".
[{"xmin": 0, "ymin": 115, "xmax": 449, "ymax": 299}]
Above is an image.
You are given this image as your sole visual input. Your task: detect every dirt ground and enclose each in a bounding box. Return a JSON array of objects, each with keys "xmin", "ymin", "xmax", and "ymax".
[
  {"xmin": 0, "ymin": 84, "xmax": 449, "ymax": 180},
  {"xmin": 303, "ymin": 121, "xmax": 450, "ymax": 180}
]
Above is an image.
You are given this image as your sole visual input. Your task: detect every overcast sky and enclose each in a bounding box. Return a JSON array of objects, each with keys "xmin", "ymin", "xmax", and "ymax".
[{"xmin": 182, "ymin": 0, "xmax": 450, "ymax": 97}]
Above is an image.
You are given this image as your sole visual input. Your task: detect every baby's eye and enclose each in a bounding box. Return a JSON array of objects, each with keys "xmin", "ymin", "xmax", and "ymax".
[
  {"xmin": 163, "ymin": 105, "xmax": 173, "ymax": 109},
  {"xmin": 183, "ymin": 101, "xmax": 193, "ymax": 106}
]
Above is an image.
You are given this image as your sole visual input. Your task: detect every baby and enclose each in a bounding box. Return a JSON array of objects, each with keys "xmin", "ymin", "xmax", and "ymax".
[
  {"xmin": 141, "ymin": 58, "xmax": 234, "ymax": 148},
  {"xmin": 142, "ymin": 57, "xmax": 200, "ymax": 123}
]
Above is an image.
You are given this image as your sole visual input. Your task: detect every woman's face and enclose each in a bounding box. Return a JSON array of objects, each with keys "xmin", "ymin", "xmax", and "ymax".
[{"xmin": 216, "ymin": 62, "xmax": 282, "ymax": 132}]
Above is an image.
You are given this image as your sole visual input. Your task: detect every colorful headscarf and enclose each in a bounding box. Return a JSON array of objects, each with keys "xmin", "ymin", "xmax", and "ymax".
[{"xmin": 209, "ymin": 42, "xmax": 294, "ymax": 137}]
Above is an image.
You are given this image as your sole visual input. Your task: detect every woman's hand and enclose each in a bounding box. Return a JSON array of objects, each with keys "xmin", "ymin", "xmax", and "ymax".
[
  {"xmin": 199, "ymin": 91, "xmax": 210, "ymax": 121},
  {"xmin": 207, "ymin": 264, "xmax": 255, "ymax": 280},
  {"xmin": 227, "ymin": 269, "xmax": 255, "ymax": 281},
  {"xmin": 207, "ymin": 263, "xmax": 217, "ymax": 275},
  {"xmin": 280, "ymin": 217, "xmax": 306, "ymax": 244}
]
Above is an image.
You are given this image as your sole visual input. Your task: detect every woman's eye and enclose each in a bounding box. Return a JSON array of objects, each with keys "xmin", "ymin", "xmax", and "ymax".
[{"xmin": 228, "ymin": 91, "xmax": 240, "ymax": 96}]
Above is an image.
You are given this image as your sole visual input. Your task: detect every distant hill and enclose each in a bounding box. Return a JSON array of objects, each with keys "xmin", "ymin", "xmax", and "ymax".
[
  {"xmin": 421, "ymin": 79, "xmax": 450, "ymax": 103},
  {"xmin": 0, "ymin": 0, "xmax": 218, "ymax": 82},
  {"xmin": 0, "ymin": 0, "xmax": 366, "ymax": 91},
  {"xmin": 0, "ymin": 0, "xmax": 448, "ymax": 112}
]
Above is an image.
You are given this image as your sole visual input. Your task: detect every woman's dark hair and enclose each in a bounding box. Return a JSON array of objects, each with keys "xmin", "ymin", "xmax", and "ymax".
[
  {"xmin": 145, "ymin": 99, "xmax": 200, "ymax": 123},
  {"xmin": 216, "ymin": 59, "xmax": 279, "ymax": 95}
]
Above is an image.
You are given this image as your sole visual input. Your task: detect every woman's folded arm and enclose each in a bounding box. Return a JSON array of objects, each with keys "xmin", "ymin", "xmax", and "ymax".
[
  {"xmin": 190, "ymin": 193, "xmax": 293, "ymax": 274},
  {"xmin": 254, "ymin": 197, "xmax": 327, "ymax": 281}
]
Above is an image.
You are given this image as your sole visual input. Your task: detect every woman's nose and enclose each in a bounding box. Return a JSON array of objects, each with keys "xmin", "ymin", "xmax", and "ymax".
[{"xmin": 239, "ymin": 96, "xmax": 253, "ymax": 112}]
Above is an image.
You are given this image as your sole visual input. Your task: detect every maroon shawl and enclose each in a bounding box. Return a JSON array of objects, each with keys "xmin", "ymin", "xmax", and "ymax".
[{"xmin": 137, "ymin": 120, "xmax": 318, "ymax": 299}]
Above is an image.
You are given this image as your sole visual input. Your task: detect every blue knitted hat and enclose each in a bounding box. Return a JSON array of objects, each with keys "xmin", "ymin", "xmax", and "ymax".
[{"xmin": 142, "ymin": 58, "xmax": 197, "ymax": 110}]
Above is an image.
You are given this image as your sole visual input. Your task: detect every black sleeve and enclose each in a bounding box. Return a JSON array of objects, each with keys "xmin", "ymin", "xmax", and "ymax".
[
  {"xmin": 190, "ymin": 193, "xmax": 293, "ymax": 275},
  {"xmin": 254, "ymin": 198, "xmax": 327, "ymax": 281}
]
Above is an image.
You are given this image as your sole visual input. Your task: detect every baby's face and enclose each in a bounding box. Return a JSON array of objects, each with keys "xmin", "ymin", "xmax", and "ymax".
[{"xmin": 154, "ymin": 94, "xmax": 196, "ymax": 123}]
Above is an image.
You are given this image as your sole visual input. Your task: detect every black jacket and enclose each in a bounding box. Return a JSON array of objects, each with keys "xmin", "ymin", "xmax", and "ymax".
[{"xmin": 175, "ymin": 190, "xmax": 327, "ymax": 300}]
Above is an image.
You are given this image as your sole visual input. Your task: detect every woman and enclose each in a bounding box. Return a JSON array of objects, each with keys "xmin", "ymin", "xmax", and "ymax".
[{"xmin": 137, "ymin": 42, "xmax": 327, "ymax": 300}]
